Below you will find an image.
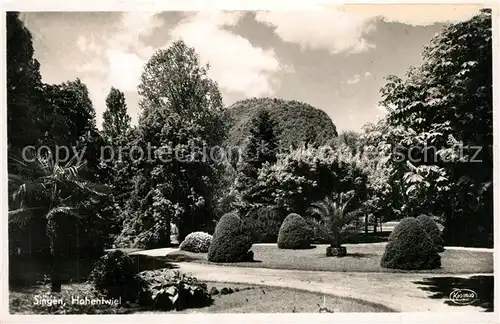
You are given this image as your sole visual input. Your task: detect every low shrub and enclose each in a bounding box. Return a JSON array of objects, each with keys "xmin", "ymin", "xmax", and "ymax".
[
  {"xmin": 417, "ymin": 215, "xmax": 444, "ymax": 252},
  {"xmin": 277, "ymin": 213, "xmax": 313, "ymax": 249},
  {"xmin": 208, "ymin": 213, "xmax": 253, "ymax": 263},
  {"xmin": 381, "ymin": 217, "xmax": 441, "ymax": 270},
  {"xmin": 179, "ymin": 232, "xmax": 212, "ymax": 253},
  {"xmin": 138, "ymin": 269, "xmax": 212, "ymax": 311},
  {"xmin": 88, "ymin": 250, "xmax": 143, "ymax": 302}
]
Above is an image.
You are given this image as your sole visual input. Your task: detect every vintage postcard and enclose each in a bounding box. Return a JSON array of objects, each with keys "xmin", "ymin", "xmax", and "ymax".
[{"xmin": 1, "ymin": 1, "xmax": 497, "ymax": 323}]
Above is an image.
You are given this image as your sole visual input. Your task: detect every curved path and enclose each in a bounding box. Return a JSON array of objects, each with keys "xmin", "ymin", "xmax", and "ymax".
[
  {"xmin": 131, "ymin": 246, "xmax": 493, "ymax": 313},
  {"xmin": 173, "ymin": 262, "xmax": 489, "ymax": 312}
]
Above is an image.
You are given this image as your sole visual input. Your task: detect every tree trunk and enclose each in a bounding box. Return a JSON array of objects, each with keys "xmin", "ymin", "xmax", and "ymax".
[{"xmin": 47, "ymin": 215, "xmax": 62, "ymax": 293}]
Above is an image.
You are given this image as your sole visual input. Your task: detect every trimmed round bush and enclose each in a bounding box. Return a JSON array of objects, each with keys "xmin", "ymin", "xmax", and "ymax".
[
  {"xmin": 208, "ymin": 213, "xmax": 253, "ymax": 263},
  {"xmin": 381, "ymin": 217, "xmax": 441, "ymax": 270},
  {"xmin": 417, "ymin": 214, "xmax": 444, "ymax": 252},
  {"xmin": 88, "ymin": 250, "xmax": 143, "ymax": 302},
  {"xmin": 179, "ymin": 232, "xmax": 212, "ymax": 253},
  {"xmin": 277, "ymin": 213, "xmax": 313, "ymax": 249}
]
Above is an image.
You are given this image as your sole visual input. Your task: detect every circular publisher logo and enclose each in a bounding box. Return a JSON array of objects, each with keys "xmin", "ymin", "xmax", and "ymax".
[{"xmin": 449, "ymin": 289, "xmax": 477, "ymax": 305}]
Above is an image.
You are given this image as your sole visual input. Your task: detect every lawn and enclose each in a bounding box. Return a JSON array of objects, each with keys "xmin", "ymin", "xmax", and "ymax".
[
  {"xmin": 165, "ymin": 243, "xmax": 493, "ymax": 274},
  {"xmin": 9, "ymin": 281, "xmax": 392, "ymax": 314},
  {"xmin": 173, "ymin": 282, "xmax": 393, "ymax": 313}
]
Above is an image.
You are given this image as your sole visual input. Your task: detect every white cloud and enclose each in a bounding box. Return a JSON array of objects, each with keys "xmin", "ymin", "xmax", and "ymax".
[
  {"xmin": 76, "ymin": 34, "xmax": 101, "ymax": 54},
  {"xmin": 347, "ymin": 74, "xmax": 361, "ymax": 85},
  {"xmin": 106, "ymin": 50, "xmax": 145, "ymax": 91},
  {"xmin": 255, "ymin": 9, "xmax": 376, "ymax": 55},
  {"xmin": 343, "ymin": 4, "xmax": 482, "ymax": 26},
  {"xmin": 169, "ymin": 12, "xmax": 284, "ymax": 97},
  {"xmin": 364, "ymin": 71, "xmax": 372, "ymax": 78},
  {"xmin": 73, "ymin": 12, "xmax": 164, "ymax": 126},
  {"xmin": 104, "ymin": 12, "xmax": 163, "ymax": 92}
]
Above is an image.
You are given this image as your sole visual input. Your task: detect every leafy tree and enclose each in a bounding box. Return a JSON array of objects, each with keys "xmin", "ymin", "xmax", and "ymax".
[
  {"xmin": 336, "ymin": 130, "xmax": 361, "ymax": 155},
  {"xmin": 358, "ymin": 120, "xmax": 394, "ymax": 232},
  {"xmin": 102, "ymin": 87, "xmax": 132, "ymax": 143},
  {"xmin": 39, "ymin": 79, "xmax": 97, "ymax": 147},
  {"xmin": 8, "ymin": 150, "xmax": 109, "ymax": 292},
  {"xmin": 116, "ymin": 41, "xmax": 227, "ymax": 247},
  {"xmin": 379, "ymin": 9, "xmax": 493, "ymax": 246},
  {"xmin": 100, "ymin": 87, "xmax": 134, "ymax": 210},
  {"xmin": 6, "ymin": 12, "xmax": 43, "ymax": 151},
  {"xmin": 253, "ymin": 145, "xmax": 368, "ymax": 216}
]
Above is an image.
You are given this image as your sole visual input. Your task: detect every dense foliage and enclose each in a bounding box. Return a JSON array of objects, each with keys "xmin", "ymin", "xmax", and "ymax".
[
  {"xmin": 115, "ymin": 40, "xmax": 227, "ymax": 248},
  {"xmin": 7, "ymin": 12, "xmax": 42, "ymax": 150},
  {"xmin": 207, "ymin": 213, "xmax": 253, "ymax": 262},
  {"xmin": 102, "ymin": 87, "xmax": 132, "ymax": 143},
  {"xmin": 225, "ymin": 98, "xmax": 338, "ymax": 149},
  {"xmin": 89, "ymin": 250, "xmax": 143, "ymax": 302},
  {"xmin": 244, "ymin": 206, "xmax": 286, "ymax": 243},
  {"xmin": 381, "ymin": 217, "xmax": 441, "ymax": 270},
  {"xmin": 7, "ymin": 13, "xmax": 114, "ymax": 272},
  {"xmin": 277, "ymin": 213, "xmax": 313, "ymax": 249},
  {"xmin": 233, "ymin": 109, "xmax": 280, "ymax": 215},
  {"xmin": 179, "ymin": 232, "xmax": 213, "ymax": 253},
  {"xmin": 7, "ymin": 9, "xmax": 494, "ymax": 297},
  {"xmin": 9, "ymin": 149, "xmax": 110, "ymax": 292},
  {"xmin": 416, "ymin": 215, "xmax": 444, "ymax": 252},
  {"xmin": 253, "ymin": 145, "xmax": 369, "ymax": 216},
  {"xmin": 379, "ymin": 9, "xmax": 492, "ymax": 247}
]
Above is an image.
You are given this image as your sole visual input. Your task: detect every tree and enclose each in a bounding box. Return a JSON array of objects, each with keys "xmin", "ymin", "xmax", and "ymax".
[
  {"xmin": 239, "ymin": 109, "xmax": 280, "ymax": 179},
  {"xmin": 8, "ymin": 150, "xmax": 109, "ymax": 292},
  {"xmin": 307, "ymin": 192, "xmax": 362, "ymax": 256},
  {"xmin": 336, "ymin": 130, "xmax": 361, "ymax": 155},
  {"xmin": 100, "ymin": 87, "xmax": 133, "ymax": 207},
  {"xmin": 359, "ymin": 120, "xmax": 394, "ymax": 232},
  {"xmin": 234, "ymin": 109, "xmax": 280, "ymax": 214},
  {"xmin": 379, "ymin": 9, "xmax": 493, "ymax": 247},
  {"xmin": 254, "ymin": 145, "xmax": 368, "ymax": 216},
  {"xmin": 102, "ymin": 87, "xmax": 131, "ymax": 143},
  {"xmin": 116, "ymin": 40, "xmax": 227, "ymax": 247},
  {"xmin": 40, "ymin": 79, "xmax": 97, "ymax": 148},
  {"xmin": 6, "ymin": 12, "xmax": 43, "ymax": 151}
]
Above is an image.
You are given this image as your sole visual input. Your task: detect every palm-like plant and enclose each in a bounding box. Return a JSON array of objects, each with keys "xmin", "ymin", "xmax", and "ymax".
[
  {"xmin": 307, "ymin": 192, "xmax": 362, "ymax": 256},
  {"xmin": 8, "ymin": 149, "xmax": 109, "ymax": 292}
]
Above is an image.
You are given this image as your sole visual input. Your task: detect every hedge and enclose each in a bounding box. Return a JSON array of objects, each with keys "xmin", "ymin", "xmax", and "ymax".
[
  {"xmin": 277, "ymin": 213, "xmax": 313, "ymax": 249},
  {"xmin": 381, "ymin": 217, "xmax": 441, "ymax": 270},
  {"xmin": 207, "ymin": 213, "xmax": 253, "ymax": 262},
  {"xmin": 416, "ymin": 214, "xmax": 445, "ymax": 252}
]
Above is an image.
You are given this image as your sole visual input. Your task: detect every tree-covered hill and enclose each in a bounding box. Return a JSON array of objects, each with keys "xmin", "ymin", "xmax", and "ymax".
[{"xmin": 224, "ymin": 97, "xmax": 338, "ymax": 149}]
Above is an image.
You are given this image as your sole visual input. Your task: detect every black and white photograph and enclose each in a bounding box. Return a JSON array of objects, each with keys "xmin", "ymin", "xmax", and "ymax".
[{"xmin": 2, "ymin": 2, "xmax": 496, "ymax": 321}]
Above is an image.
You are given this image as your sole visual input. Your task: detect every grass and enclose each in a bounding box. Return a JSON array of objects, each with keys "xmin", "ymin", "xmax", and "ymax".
[
  {"xmin": 9, "ymin": 281, "xmax": 392, "ymax": 314},
  {"xmin": 166, "ymin": 243, "xmax": 493, "ymax": 274},
  {"xmin": 173, "ymin": 282, "xmax": 394, "ymax": 313}
]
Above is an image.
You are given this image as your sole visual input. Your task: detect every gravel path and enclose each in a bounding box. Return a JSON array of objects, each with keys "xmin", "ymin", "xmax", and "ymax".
[{"xmin": 172, "ymin": 262, "xmax": 490, "ymax": 312}]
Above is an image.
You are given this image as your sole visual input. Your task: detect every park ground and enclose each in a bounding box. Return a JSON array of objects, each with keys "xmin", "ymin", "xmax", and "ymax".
[{"xmin": 123, "ymin": 241, "xmax": 493, "ymax": 313}]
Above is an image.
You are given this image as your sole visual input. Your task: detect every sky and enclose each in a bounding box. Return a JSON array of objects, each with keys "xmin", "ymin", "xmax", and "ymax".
[{"xmin": 20, "ymin": 5, "xmax": 484, "ymax": 132}]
